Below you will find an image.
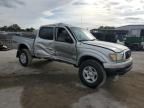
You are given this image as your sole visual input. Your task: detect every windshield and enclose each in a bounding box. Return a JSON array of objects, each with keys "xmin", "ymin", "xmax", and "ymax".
[{"xmin": 71, "ymin": 27, "xmax": 96, "ymax": 41}]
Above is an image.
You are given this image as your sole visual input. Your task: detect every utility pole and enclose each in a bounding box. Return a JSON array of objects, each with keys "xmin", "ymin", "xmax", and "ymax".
[{"xmin": 81, "ymin": 15, "xmax": 83, "ymax": 28}]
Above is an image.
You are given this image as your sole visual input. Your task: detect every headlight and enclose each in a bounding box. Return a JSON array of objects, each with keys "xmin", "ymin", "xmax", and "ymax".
[{"xmin": 110, "ymin": 52, "xmax": 124, "ymax": 62}]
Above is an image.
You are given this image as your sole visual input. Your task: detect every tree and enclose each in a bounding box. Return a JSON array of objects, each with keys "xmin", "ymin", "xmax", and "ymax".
[
  {"xmin": 98, "ymin": 26, "xmax": 115, "ymax": 30},
  {"xmin": 7, "ymin": 24, "xmax": 21, "ymax": 32},
  {"xmin": 0, "ymin": 26, "xmax": 8, "ymax": 31},
  {"xmin": 0, "ymin": 24, "xmax": 35, "ymax": 32},
  {"xmin": 25, "ymin": 27, "xmax": 35, "ymax": 32}
]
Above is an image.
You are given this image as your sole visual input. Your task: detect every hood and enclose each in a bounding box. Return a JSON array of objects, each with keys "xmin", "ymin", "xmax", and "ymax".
[{"xmin": 82, "ymin": 40, "xmax": 128, "ymax": 52}]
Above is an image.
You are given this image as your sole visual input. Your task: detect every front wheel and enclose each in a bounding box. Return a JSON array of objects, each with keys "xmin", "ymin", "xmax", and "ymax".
[
  {"xmin": 19, "ymin": 49, "xmax": 32, "ymax": 66},
  {"xmin": 79, "ymin": 60, "xmax": 106, "ymax": 88}
]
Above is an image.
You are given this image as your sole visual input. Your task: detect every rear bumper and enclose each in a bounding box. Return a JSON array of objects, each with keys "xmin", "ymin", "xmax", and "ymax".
[{"xmin": 104, "ymin": 58, "xmax": 133, "ymax": 75}]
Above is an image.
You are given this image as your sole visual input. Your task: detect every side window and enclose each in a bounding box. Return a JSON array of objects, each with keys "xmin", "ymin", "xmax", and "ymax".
[
  {"xmin": 56, "ymin": 28, "xmax": 73, "ymax": 43},
  {"xmin": 140, "ymin": 29, "xmax": 144, "ymax": 37},
  {"xmin": 39, "ymin": 27, "xmax": 53, "ymax": 40}
]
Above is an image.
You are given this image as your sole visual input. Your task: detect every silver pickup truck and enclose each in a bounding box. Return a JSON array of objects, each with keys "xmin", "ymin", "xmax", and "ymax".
[{"xmin": 14, "ymin": 23, "xmax": 133, "ymax": 88}]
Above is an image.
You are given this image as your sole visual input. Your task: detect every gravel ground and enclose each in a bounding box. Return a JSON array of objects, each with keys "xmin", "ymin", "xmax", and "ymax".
[{"xmin": 0, "ymin": 50, "xmax": 144, "ymax": 108}]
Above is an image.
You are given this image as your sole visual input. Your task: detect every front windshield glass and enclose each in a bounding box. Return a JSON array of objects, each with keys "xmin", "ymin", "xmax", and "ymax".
[{"xmin": 71, "ymin": 27, "xmax": 96, "ymax": 41}]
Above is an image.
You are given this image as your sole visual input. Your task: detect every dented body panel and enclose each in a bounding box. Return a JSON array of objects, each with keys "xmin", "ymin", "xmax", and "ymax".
[{"xmin": 14, "ymin": 23, "xmax": 133, "ymax": 75}]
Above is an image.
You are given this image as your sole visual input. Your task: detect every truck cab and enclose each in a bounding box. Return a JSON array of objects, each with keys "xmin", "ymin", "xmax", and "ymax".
[{"xmin": 34, "ymin": 25, "xmax": 77, "ymax": 64}]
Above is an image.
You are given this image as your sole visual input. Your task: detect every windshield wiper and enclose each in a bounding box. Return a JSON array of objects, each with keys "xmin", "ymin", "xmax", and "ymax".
[
  {"xmin": 89, "ymin": 39, "xmax": 96, "ymax": 41},
  {"xmin": 79, "ymin": 39, "xmax": 96, "ymax": 42},
  {"xmin": 79, "ymin": 40, "xmax": 89, "ymax": 42}
]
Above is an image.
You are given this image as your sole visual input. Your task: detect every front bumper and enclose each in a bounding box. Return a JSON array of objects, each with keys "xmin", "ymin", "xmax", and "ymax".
[{"xmin": 104, "ymin": 57, "xmax": 133, "ymax": 75}]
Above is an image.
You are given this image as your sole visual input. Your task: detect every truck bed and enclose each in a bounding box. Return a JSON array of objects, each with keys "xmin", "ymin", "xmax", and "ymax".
[{"xmin": 13, "ymin": 35, "xmax": 35, "ymax": 52}]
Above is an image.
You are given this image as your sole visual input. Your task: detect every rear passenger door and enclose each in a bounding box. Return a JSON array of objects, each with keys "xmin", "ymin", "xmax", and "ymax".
[{"xmin": 34, "ymin": 27, "xmax": 55, "ymax": 58}]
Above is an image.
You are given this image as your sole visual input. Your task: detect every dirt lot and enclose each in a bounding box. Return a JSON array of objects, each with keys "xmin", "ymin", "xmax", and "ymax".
[{"xmin": 0, "ymin": 50, "xmax": 144, "ymax": 108}]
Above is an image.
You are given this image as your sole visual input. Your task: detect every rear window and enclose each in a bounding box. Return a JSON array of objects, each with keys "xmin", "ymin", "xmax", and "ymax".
[{"xmin": 39, "ymin": 27, "xmax": 53, "ymax": 40}]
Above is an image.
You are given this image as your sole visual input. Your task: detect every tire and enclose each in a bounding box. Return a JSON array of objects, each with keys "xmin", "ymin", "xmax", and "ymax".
[
  {"xmin": 79, "ymin": 59, "xmax": 106, "ymax": 88},
  {"xmin": 19, "ymin": 49, "xmax": 32, "ymax": 66}
]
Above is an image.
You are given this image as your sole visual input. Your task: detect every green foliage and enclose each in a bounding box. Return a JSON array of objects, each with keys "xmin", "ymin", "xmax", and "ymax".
[
  {"xmin": 0, "ymin": 24, "xmax": 35, "ymax": 32},
  {"xmin": 25, "ymin": 28, "xmax": 35, "ymax": 32},
  {"xmin": 98, "ymin": 26, "xmax": 115, "ymax": 30}
]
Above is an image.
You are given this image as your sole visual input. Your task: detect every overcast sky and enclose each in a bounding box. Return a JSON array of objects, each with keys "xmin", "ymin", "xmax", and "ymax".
[{"xmin": 0, "ymin": 0, "xmax": 144, "ymax": 28}]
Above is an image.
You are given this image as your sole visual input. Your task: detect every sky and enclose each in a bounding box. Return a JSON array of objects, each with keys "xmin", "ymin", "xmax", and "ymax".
[{"xmin": 0, "ymin": 0, "xmax": 144, "ymax": 29}]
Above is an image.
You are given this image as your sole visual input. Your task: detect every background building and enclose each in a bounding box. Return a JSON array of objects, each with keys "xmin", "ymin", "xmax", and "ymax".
[
  {"xmin": 116, "ymin": 25, "xmax": 144, "ymax": 50},
  {"xmin": 116, "ymin": 25, "xmax": 144, "ymax": 37}
]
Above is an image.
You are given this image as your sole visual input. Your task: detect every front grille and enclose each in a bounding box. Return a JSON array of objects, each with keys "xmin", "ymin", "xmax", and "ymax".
[{"xmin": 125, "ymin": 50, "xmax": 131, "ymax": 59}]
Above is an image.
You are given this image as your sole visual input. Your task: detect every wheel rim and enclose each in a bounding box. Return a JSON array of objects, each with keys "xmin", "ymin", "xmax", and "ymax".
[
  {"xmin": 20, "ymin": 53, "xmax": 27, "ymax": 64},
  {"xmin": 82, "ymin": 66, "xmax": 98, "ymax": 83}
]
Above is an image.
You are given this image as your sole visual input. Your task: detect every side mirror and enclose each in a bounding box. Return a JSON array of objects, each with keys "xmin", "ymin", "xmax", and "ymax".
[{"xmin": 65, "ymin": 36, "xmax": 73, "ymax": 43}]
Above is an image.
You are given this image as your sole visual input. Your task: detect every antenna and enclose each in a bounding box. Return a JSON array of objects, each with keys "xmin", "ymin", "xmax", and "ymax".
[{"xmin": 81, "ymin": 15, "xmax": 83, "ymax": 27}]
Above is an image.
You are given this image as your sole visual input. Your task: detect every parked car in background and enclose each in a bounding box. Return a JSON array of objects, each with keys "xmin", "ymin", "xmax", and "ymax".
[
  {"xmin": 90, "ymin": 29, "xmax": 128, "ymax": 45},
  {"xmin": 117, "ymin": 25, "xmax": 144, "ymax": 50},
  {"xmin": 14, "ymin": 23, "xmax": 133, "ymax": 88}
]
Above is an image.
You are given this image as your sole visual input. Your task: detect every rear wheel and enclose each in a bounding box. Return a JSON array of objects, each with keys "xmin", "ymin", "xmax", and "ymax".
[
  {"xmin": 79, "ymin": 60, "xmax": 106, "ymax": 88},
  {"xmin": 19, "ymin": 49, "xmax": 32, "ymax": 66}
]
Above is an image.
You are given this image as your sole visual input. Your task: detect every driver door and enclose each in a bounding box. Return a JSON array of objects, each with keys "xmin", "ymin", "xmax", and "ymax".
[{"xmin": 54, "ymin": 27, "xmax": 77, "ymax": 64}]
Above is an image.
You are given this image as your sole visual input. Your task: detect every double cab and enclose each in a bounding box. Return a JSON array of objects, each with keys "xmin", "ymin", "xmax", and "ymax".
[{"xmin": 14, "ymin": 23, "xmax": 133, "ymax": 88}]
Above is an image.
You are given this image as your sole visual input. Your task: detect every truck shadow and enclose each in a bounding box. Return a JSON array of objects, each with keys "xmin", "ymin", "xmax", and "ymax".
[
  {"xmin": 30, "ymin": 60, "xmax": 52, "ymax": 68},
  {"xmin": 28, "ymin": 60, "xmax": 78, "ymax": 75},
  {"xmin": 0, "ymin": 73, "xmax": 95, "ymax": 108},
  {"xmin": 0, "ymin": 67, "xmax": 143, "ymax": 108},
  {"xmin": 1, "ymin": 59, "xmax": 143, "ymax": 108}
]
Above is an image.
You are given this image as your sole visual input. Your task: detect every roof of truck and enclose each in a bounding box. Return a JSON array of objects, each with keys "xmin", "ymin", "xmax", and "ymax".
[{"xmin": 41, "ymin": 23, "xmax": 73, "ymax": 28}]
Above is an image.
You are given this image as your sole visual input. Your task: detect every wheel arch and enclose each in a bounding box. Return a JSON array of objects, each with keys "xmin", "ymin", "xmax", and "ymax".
[
  {"xmin": 78, "ymin": 55, "xmax": 104, "ymax": 67},
  {"xmin": 16, "ymin": 44, "xmax": 30, "ymax": 57}
]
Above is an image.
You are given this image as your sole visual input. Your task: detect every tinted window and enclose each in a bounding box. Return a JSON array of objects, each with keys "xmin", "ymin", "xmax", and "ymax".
[
  {"xmin": 140, "ymin": 29, "xmax": 144, "ymax": 37},
  {"xmin": 39, "ymin": 27, "xmax": 53, "ymax": 40},
  {"xmin": 56, "ymin": 28, "xmax": 73, "ymax": 43}
]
